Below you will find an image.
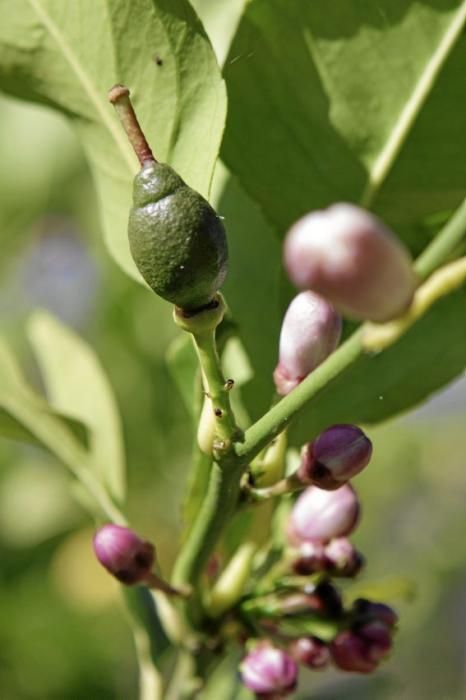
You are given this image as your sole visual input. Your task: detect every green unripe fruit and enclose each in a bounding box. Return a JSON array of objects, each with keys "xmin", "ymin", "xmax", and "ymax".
[
  {"xmin": 108, "ymin": 84, "xmax": 228, "ymax": 311},
  {"xmin": 129, "ymin": 162, "xmax": 228, "ymax": 310}
]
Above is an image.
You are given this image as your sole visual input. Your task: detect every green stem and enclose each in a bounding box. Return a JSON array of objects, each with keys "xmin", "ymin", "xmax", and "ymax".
[
  {"xmin": 172, "ymin": 460, "xmax": 244, "ymax": 600},
  {"xmin": 236, "ymin": 329, "xmax": 364, "ymax": 465},
  {"xmin": 414, "ymin": 197, "xmax": 466, "ymax": 280},
  {"xmin": 193, "ymin": 330, "xmax": 242, "ymax": 449}
]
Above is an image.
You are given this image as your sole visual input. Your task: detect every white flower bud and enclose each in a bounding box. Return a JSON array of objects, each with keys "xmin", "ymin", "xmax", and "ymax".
[{"xmin": 285, "ymin": 203, "xmax": 416, "ymax": 322}]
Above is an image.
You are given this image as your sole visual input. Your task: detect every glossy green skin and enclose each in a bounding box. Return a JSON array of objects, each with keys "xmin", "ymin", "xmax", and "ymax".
[{"xmin": 129, "ymin": 162, "xmax": 228, "ymax": 310}]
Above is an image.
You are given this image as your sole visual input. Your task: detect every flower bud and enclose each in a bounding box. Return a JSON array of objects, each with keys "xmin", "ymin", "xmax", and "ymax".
[
  {"xmin": 284, "ymin": 203, "xmax": 416, "ymax": 322},
  {"xmin": 330, "ymin": 622, "xmax": 393, "ymax": 673},
  {"xmin": 240, "ymin": 643, "xmax": 298, "ymax": 696},
  {"xmin": 352, "ymin": 599, "xmax": 398, "ymax": 629},
  {"xmin": 324, "ymin": 537, "xmax": 365, "ymax": 577},
  {"xmin": 292, "ymin": 541, "xmax": 329, "ymax": 575},
  {"xmin": 289, "ymin": 636, "xmax": 330, "ymax": 669},
  {"xmin": 298, "ymin": 424, "xmax": 372, "ymax": 490},
  {"xmin": 93, "ymin": 524, "xmax": 155, "ymax": 585},
  {"xmin": 273, "ymin": 291, "xmax": 341, "ymax": 396},
  {"xmin": 288, "ymin": 484, "xmax": 360, "ymax": 545}
]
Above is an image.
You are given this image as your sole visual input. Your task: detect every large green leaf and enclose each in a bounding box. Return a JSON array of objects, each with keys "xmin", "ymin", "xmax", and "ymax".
[
  {"xmin": 222, "ymin": 0, "xmax": 466, "ymax": 250},
  {"xmin": 28, "ymin": 311, "xmax": 126, "ymax": 503},
  {"xmin": 0, "ymin": 0, "xmax": 226, "ymax": 280},
  {"xmin": 216, "ymin": 0, "xmax": 466, "ymax": 436}
]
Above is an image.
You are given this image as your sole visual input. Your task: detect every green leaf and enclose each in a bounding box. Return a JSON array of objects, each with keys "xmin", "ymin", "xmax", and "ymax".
[
  {"xmin": 217, "ymin": 165, "xmax": 283, "ymax": 421},
  {"xmin": 0, "ymin": 338, "xmax": 90, "ymax": 476},
  {"xmin": 27, "ymin": 310, "xmax": 126, "ymax": 503},
  {"xmin": 0, "ymin": 0, "xmax": 226, "ymax": 280},
  {"xmin": 217, "ymin": 3, "xmax": 466, "ymax": 433},
  {"xmin": 222, "ymin": 0, "xmax": 466, "ymax": 250}
]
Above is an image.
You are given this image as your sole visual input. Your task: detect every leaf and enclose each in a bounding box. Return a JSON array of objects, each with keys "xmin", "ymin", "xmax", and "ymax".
[
  {"xmin": 0, "ymin": 0, "xmax": 226, "ymax": 280},
  {"xmin": 0, "ymin": 338, "xmax": 90, "ymax": 478},
  {"xmin": 27, "ymin": 310, "xmax": 126, "ymax": 503},
  {"xmin": 217, "ymin": 165, "xmax": 284, "ymax": 421},
  {"xmin": 289, "ymin": 281, "xmax": 466, "ymax": 445},
  {"xmin": 216, "ymin": 2, "xmax": 466, "ymax": 434},
  {"xmin": 222, "ymin": 0, "xmax": 466, "ymax": 250}
]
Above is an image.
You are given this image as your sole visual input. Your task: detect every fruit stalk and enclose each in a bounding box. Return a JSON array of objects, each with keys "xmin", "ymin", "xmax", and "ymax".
[{"xmin": 108, "ymin": 84, "xmax": 156, "ymax": 166}]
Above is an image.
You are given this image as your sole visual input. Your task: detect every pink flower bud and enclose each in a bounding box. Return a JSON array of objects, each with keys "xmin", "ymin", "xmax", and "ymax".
[
  {"xmin": 240, "ymin": 643, "xmax": 298, "ymax": 696},
  {"xmin": 289, "ymin": 636, "xmax": 330, "ymax": 669},
  {"xmin": 298, "ymin": 424, "xmax": 372, "ymax": 490},
  {"xmin": 288, "ymin": 484, "xmax": 360, "ymax": 545},
  {"xmin": 93, "ymin": 524, "xmax": 155, "ymax": 585},
  {"xmin": 273, "ymin": 291, "xmax": 341, "ymax": 396},
  {"xmin": 330, "ymin": 622, "xmax": 393, "ymax": 673},
  {"xmin": 324, "ymin": 537, "xmax": 365, "ymax": 577},
  {"xmin": 284, "ymin": 203, "xmax": 416, "ymax": 322}
]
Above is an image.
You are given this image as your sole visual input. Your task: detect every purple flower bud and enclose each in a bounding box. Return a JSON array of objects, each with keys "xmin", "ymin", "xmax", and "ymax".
[
  {"xmin": 284, "ymin": 203, "xmax": 416, "ymax": 322},
  {"xmin": 298, "ymin": 424, "xmax": 372, "ymax": 490},
  {"xmin": 240, "ymin": 643, "xmax": 298, "ymax": 696},
  {"xmin": 288, "ymin": 484, "xmax": 360, "ymax": 545},
  {"xmin": 352, "ymin": 599, "xmax": 398, "ymax": 629},
  {"xmin": 324, "ymin": 537, "xmax": 365, "ymax": 577},
  {"xmin": 289, "ymin": 636, "xmax": 330, "ymax": 669},
  {"xmin": 330, "ymin": 622, "xmax": 393, "ymax": 673},
  {"xmin": 273, "ymin": 291, "xmax": 341, "ymax": 396},
  {"xmin": 93, "ymin": 524, "xmax": 155, "ymax": 585}
]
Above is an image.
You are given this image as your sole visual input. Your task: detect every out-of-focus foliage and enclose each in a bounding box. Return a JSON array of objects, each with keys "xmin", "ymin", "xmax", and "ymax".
[{"xmin": 0, "ymin": 1, "xmax": 465, "ymax": 699}]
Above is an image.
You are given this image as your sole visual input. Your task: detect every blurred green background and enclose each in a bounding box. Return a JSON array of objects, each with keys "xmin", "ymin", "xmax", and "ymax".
[{"xmin": 1, "ymin": 1, "xmax": 465, "ymax": 698}]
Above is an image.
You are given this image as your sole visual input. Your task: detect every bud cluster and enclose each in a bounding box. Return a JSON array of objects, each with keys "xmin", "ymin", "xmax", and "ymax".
[{"xmin": 239, "ymin": 481, "xmax": 398, "ymax": 696}]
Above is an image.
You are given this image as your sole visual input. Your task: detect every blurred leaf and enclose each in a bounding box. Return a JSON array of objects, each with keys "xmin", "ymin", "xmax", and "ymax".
[
  {"xmin": 223, "ymin": 0, "xmax": 466, "ymax": 250},
  {"xmin": 290, "ymin": 282, "xmax": 466, "ymax": 444},
  {"xmin": 0, "ymin": 405, "xmax": 87, "ymax": 447},
  {"xmin": 0, "ymin": 0, "xmax": 226, "ymax": 280},
  {"xmin": 0, "ymin": 337, "xmax": 91, "ymax": 478},
  {"xmin": 28, "ymin": 310, "xmax": 126, "ymax": 503},
  {"xmin": 0, "ymin": 459, "xmax": 81, "ymax": 547}
]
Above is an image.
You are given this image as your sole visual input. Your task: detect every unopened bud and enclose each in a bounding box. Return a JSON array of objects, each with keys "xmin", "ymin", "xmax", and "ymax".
[
  {"xmin": 352, "ymin": 599, "xmax": 398, "ymax": 629},
  {"xmin": 288, "ymin": 484, "xmax": 360, "ymax": 545},
  {"xmin": 93, "ymin": 524, "xmax": 155, "ymax": 585},
  {"xmin": 288, "ymin": 636, "xmax": 330, "ymax": 669},
  {"xmin": 273, "ymin": 291, "xmax": 341, "ymax": 396},
  {"xmin": 292, "ymin": 541, "xmax": 329, "ymax": 575},
  {"xmin": 240, "ymin": 643, "xmax": 298, "ymax": 696},
  {"xmin": 324, "ymin": 537, "xmax": 365, "ymax": 577},
  {"xmin": 298, "ymin": 424, "xmax": 372, "ymax": 490},
  {"xmin": 284, "ymin": 203, "xmax": 416, "ymax": 322},
  {"xmin": 330, "ymin": 622, "xmax": 393, "ymax": 673}
]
